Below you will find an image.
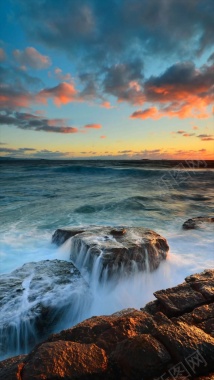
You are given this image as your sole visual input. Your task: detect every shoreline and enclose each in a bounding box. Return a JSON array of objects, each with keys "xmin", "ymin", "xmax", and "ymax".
[{"xmin": 1, "ymin": 268, "xmax": 213, "ymax": 379}]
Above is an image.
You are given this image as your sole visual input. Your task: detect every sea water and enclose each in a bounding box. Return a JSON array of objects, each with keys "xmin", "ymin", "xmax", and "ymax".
[{"xmin": 0, "ymin": 159, "xmax": 213, "ymax": 358}]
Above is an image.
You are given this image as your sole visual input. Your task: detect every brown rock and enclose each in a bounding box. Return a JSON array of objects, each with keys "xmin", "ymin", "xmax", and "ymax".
[
  {"xmin": 186, "ymin": 270, "xmax": 214, "ymax": 301},
  {"xmin": 153, "ymin": 313, "xmax": 214, "ymax": 374},
  {"xmin": 0, "ymin": 355, "xmax": 26, "ymax": 380},
  {"xmin": 47, "ymin": 310, "xmax": 156, "ymax": 355},
  {"xmin": 154, "ymin": 282, "xmax": 206, "ymax": 317},
  {"xmin": 183, "ymin": 216, "xmax": 214, "ymax": 230},
  {"xmin": 111, "ymin": 334, "xmax": 171, "ymax": 379},
  {"xmin": 22, "ymin": 341, "xmax": 108, "ymax": 380}
]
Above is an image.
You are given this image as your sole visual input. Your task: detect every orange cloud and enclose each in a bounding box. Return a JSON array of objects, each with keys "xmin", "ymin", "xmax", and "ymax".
[
  {"xmin": 100, "ymin": 135, "xmax": 106, "ymax": 138},
  {"xmin": 182, "ymin": 133, "xmax": 195, "ymax": 137},
  {"xmin": 84, "ymin": 123, "xmax": 102, "ymax": 129},
  {"xmin": 38, "ymin": 82, "xmax": 78, "ymax": 106},
  {"xmin": 130, "ymin": 62, "xmax": 214, "ymax": 120},
  {"xmin": 101, "ymin": 101, "xmax": 112, "ymax": 109},
  {"xmin": 131, "ymin": 107, "xmax": 161, "ymax": 120},
  {"xmin": 0, "ymin": 91, "xmax": 33, "ymax": 108}
]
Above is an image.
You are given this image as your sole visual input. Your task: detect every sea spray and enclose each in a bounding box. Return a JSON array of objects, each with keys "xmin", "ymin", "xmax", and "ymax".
[{"xmin": 0, "ymin": 260, "xmax": 91, "ymax": 360}]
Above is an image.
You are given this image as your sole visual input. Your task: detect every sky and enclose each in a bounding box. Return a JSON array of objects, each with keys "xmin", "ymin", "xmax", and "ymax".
[{"xmin": 0, "ymin": 0, "xmax": 213, "ymax": 160}]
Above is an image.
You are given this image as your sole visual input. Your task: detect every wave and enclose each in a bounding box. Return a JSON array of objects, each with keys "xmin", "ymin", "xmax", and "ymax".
[
  {"xmin": 53, "ymin": 165, "xmax": 164, "ymax": 178},
  {"xmin": 74, "ymin": 196, "xmax": 160, "ymax": 214}
]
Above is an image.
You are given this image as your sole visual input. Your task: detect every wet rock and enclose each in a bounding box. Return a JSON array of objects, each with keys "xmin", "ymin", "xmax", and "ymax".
[
  {"xmin": 52, "ymin": 227, "xmax": 87, "ymax": 245},
  {"xmin": 52, "ymin": 226, "xmax": 169, "ymax": 279},
  {"xmin": 0, "ymin": 260, "xmax": 90, "ymax": 359},
  {"xmin": 1, "ymin": 269, "xmax": 214, "ymax": 379},
  {"xmin": 183, "ymin": 216, "xmax": 214, "ymax": 230}
]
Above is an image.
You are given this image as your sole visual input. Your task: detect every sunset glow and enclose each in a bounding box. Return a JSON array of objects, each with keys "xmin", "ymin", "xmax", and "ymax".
[{"xmin": 0, "ymin": 1, "xmax": 213, "ymax": 159}]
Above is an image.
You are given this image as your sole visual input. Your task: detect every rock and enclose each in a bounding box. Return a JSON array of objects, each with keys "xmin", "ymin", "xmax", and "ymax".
[
  {"xmin": 47, "ymin": 309, "xmax": 156, "ymax": 355},
  {"xmin": 152, "ymin": 313, "xmax": 214, "ymax": 374},
  {"xmin": 154, "ymin": 282, "xmax": 206, "ymax": 317},
  {"xmin": 0, "ymin": 355, "xmax": 26, "ymax": 380},
  {"xmin": 185, "ymin": 270, "xmax": 214, "ymax": 301},
  {"xmin": 0, "ymin": 260, "xmax": 90, "ymax": 359},
  {"xmin": 52, "ymin": 227, "xmax": 87, "ymax": 246},
  {"xmin": 110, "ymin": 334, "xmax": 171, "ymax": 379},
  {"xmin": 1, "ymin": 269, "xmax": 214, "ymax": 379},
  {"xmin": 183, "ymin": 216, "xmax": 214, "ymax": 230},
  {"xmin": 52, "ymin": 226, "xmax": 169, "ymax": 279},
  {"xmin": 22, "ymin": 342, "xmax": 109, "ymax": 380}
]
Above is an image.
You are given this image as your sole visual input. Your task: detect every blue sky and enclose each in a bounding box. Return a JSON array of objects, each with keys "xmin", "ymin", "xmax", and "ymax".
[{"xmin": 0, "ymin": 0, "xmax": 213, "ymax": 159}]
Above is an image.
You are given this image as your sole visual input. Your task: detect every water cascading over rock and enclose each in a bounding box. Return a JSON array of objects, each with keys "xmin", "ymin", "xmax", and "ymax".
[
  {"xmin": 0, "ymin": 260, "xmax": 91, "ymax": 360},
  {"xmin": 52, "ymin": 226, "xmax": 169, "ymax": 281}
]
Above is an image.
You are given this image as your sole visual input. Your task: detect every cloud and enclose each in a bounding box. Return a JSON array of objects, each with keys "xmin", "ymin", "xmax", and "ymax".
[
  {"xmin": 100, "ymin": 135, "xmax": 106, "ymax": 139},
  {"xmin": 0, "ymin": 147, "xmax": 74, "ymax": 159},
  {"xmin": 0, "ymin": 146, "xmax": 36, "ymax": 156},
  {"xmin": 197, "ymin": 134, "xmax": 214, "ymax": 141},
  {"xmin": 0, "ymin": 111, "xmax": 103, "ymax": 135},
  {"xmin": 130, "ymin": 60, "xmax": 214, "ymax": 119},
  {"xmin": 0, "ymin": 64, "xmax": 43, "ymax": 109},
  {"xmin": 0, "ymin": 48, "xmax": 6, "ymax": 62},
  {"xmin": 131, "ymin": 107, "xmax": 160, "ymax": 120},
  {"xmin": 13, "ymin": 47, "xmax": 51, "ymax": 69},
  {"xmin": 103, "ymin": 60, "xmax": 144, "ymax": 105},
  {"xmin": 192, "ymin": 125, "xmax": 199, "ymax": 130},
  {"xmin": 16, "ymin": 0, "xmax": 214, "ymax": 64},
  {"xmin": 182, "ymin": 133, "xmax": 195, "ymax": 137},
  {"xmin": 0, "ymin": 111, "xmax": 78, "ymax": 133},
  {"xmin": 118, "ymin": 150, "xmax": 133, "ymax": 154},
  {"xmin": 38, "ymin": 82, "xmax": 78, "ymax": 106},
  {"xmin": 84, "ymin": 123, "xmax": 102, "ymax": 129},
  {"xmin": 54, "ymin": 68, "xmax": 73, "ymax": 82},
  {"xmin": 174, "ymin": 131, "xmax": 195, "ymax": 137}
]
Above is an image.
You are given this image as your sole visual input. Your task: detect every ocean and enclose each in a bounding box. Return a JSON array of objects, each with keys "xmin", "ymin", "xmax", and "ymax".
[{"xmin": 0, "ymin": 159, "xmax": 213, "ymax": 359}]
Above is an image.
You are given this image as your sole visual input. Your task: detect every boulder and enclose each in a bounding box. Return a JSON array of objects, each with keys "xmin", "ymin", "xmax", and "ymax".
[
  {"xmin": 1, "ymin": 269, "xmax": 214, "ymax": 380},
  {"xmin": 52, "ymin": 226, "xmax": 169, "ymax": 279},
  {"xmin": 183, "ymin": 216, "xmax": 214, "ymax": 230},
  {"xmin": 0, "ymin": 260, "xmax": 90, "ymax": 359},
  {"xmin": 22, "ymin": 342, "xmax": 109, "ymax": 380}
]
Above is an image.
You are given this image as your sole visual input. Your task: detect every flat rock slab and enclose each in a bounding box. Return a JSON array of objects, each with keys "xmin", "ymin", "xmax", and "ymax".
[
  {"xmin": 52, "ymin": 226, "xmax": 169, "ymax": 279},
  {"xmin": 0, "ymin": 260, "xmax": 90, "ymax": 359},
  {"xmin": 183, "ymin": 216, "xmax": 214, "ymax": 230}
]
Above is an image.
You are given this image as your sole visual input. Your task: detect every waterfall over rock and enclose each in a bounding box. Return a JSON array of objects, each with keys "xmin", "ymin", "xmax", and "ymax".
[
  {"xmin": 0, "ymin": 260, "xmax": 91, "ymax": 359},
  {"xmin": 52, "ymin": 226, "xmax": 169, "ymax": 280}
]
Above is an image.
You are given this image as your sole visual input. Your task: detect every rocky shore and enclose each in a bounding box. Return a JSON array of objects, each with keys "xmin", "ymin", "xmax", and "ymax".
[{"xmin": 1, "ymin": 269, "xmax": 213, "ymax": 380}]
